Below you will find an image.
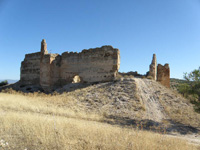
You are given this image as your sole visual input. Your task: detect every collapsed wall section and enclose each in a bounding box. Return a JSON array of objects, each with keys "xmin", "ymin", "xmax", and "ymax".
[{"xmin": 20, "ymin": 52, "xmax": 41, "ymax": 85}]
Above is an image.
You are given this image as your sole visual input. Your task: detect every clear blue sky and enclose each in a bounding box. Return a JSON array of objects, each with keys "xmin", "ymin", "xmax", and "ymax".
[{"xmin": 0, "ymin": 0, "xmax": 200, "ymax": 80}]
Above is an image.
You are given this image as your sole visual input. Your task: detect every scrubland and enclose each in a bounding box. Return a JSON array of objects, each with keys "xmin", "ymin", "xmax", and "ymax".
[{"xmin": 0, "ymin": 92, "xmax": 199, "ymax": 150}]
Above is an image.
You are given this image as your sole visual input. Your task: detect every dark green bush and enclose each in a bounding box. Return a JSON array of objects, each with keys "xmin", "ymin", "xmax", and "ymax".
[
  {"xmin": 0, "ymin": 80, "xmax": 8, "ymax": 86},
  {"xmin": 178, "ymin": 67, "xmax": 200, "ymax": 112}
]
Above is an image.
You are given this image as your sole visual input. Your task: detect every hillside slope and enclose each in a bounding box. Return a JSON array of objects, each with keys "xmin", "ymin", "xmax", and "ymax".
[
  {"xmin": 1, "ymin": 77, "xmax": 200, "ymax": 148},
  {"xmin": 0, "ymin": 94, "xmax": 199, "ymax": 150},
  {"xmin": 55, "ymin": 77, "xmax": 200, "ymax": 131},
  {"xmin": 135, "ymin": 78, "xmax": 167, "ymax": 122},
  {"xmin": 2, "ymin": 77, "xmax": 200, "ymax": 129}
]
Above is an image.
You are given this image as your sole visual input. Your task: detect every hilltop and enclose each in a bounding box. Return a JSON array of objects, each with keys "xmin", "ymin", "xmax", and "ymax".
[
  {"xmin": 54, "ymin": 77, "xmax": 200, "ymax": 130},
  {"xmin": 1, "ymin": 77, "xmax": 200, "ymax": 149}
]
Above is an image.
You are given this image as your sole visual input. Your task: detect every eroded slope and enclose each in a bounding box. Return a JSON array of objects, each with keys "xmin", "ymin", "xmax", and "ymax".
[{"xmin": 57, "ymin": 77, "xmax": 200, "ymax": 130}]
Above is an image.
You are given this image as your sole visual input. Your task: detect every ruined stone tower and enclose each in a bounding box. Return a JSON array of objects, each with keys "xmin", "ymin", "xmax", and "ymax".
[
  {"xmin": 147, "ymin": 54, "xmax": 170, "ymax": 88},
  {"xmin": 41, "ymin": 39, "xmax": 48, "ymax": 54},
  {"xmin": 149, "ymin": 54, "xmax": 157, "ymax": 80}
]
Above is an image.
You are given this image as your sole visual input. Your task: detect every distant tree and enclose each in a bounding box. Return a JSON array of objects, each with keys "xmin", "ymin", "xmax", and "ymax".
[
  {"xmin": 184, "ymin": 67, "xmax": 200, "ymax": 82},
  {"xmin": 179, "ymin": 67, "xmax": 200, "ymax": 112},
  {"xmin": 0, "ymin": 80, "xmax": 8, "ymax": 86},
  {"xmin": 183, "ymin": 67, "xmax": 200, "ymax": 96}
]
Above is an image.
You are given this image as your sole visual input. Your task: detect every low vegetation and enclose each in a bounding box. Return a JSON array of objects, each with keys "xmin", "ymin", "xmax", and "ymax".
[
  {"xmin": 0, "ymin": 93, "xmax": 198, "ymax": 150},
  {"xmin": 174, "ymin": 67, "xmax": 200, "ymax": 112},
  {"xmin": 0, "ymin": 80, "xmax": 8, "ymax": 87}
]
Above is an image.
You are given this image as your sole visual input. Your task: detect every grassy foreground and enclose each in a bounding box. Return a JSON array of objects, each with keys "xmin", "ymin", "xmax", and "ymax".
[{"xmin": 0, "ymin": 93, "xmax": 198, "ymax": 150}]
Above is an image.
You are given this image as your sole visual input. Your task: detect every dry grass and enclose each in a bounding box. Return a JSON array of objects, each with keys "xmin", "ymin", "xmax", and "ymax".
[
  {"xmin": 0, "ymin": 93, "xmax": 199, "ymax": 150},
  {"xmin": 2, "ymin": 79, "xmax": 200, "ymax": 128},
  {"xmin": 158, "ymin": 87, "xmax": 200, "ymax": 127},
  {"xmin": 0, "ymin": 93, "xmax": 101, "ymax": 121}
]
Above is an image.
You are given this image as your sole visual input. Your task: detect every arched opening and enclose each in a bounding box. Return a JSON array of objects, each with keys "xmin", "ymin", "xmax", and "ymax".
[{"xmin": 72, "ymin": 75, "xmax": 81, "ymax": 83}]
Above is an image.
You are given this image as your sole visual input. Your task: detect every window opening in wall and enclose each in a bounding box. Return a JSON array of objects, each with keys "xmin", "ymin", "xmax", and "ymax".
[{"xmin": 72, "ymin": 75, "xmax": 81, "ymax": 83}]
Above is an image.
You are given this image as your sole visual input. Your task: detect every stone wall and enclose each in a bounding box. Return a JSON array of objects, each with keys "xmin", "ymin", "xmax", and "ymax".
[
  {"xmin": 20, "ymin": 39, "xmax": 120, "ymax": 91},
  {"xmin": 147, "ymin": 54, "xmax": 170, "ymax": 88},
  {"xmin": 40, "ymin": 54, "xmax": 61, "ymax": 91},
  {"xmin": 60, "ymin": 46, "xmax": 120, "ymax": 85},
  {"xmin": 20, "ymin": 52, "xmax": 41, "ymax": 85},
  {"xmin": 20, "ymin": 39, "xmax": 171, "ymax": 90},
  {"xmin": 157, "ymin": 64, "xmax": 170, "ymax": 88},
  {"xmin": 39, "ymin": 46, "xmax": 120, "ymax": 90},
  {"xmin": 40, "ymin": 54, "xmax": 51, "ymax": 89}
]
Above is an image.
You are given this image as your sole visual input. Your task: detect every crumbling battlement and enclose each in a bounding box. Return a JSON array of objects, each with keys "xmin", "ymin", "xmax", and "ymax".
[{"xmin": 20, "ymin": 39, "xmax": 120, "ymax": 91}]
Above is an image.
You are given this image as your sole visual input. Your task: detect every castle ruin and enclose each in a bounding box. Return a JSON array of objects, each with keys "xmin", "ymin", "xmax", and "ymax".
[
  {"xmin": 20, "ymin": 39, "xmax": 120, "ymax": 91},
  {"xmin": 148, "ymin": 54, "xmax": 170, "ymax": 88},
  {"xmin": 20, "ymin": 39, "xmax": 170, "ymax": 91}
]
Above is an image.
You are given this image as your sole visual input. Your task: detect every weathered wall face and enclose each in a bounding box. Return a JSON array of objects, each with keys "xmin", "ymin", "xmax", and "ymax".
[
  {"xmin": 147, "ymin": 54, "xmax": 170, "ymax": 88},
  {"xmin": 40, "ymin": 54, "xmax": 51, "ymax": 89},
  {"xmin": 20, "ymin": 39, "xmax": 171, "ymax": 91},
  {"xmin": 157, "ymin": 64, "xmax": 170, "ymax": 88},
  {"xmin": 50, "ymin": 54, "xmax": 61, "ymax": 86},
  {"xmin": 20, "ymin": 52, "xmax": 41, "ymax": 85},
  {"xmin": 60, "ymin": 46, "xmax": 120, "ymax": 85},
  {"xmin": 40, "ymin": 54, "xmax": 61, "ymax": 91},
  {"xmin": 20, "ymin": 40, "xmax": 120, "ymax": 91}
]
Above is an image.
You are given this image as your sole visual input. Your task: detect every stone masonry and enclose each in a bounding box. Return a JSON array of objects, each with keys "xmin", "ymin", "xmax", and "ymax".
[
  {"xmin": 157, "ymin": 64, "xmax": 170, "ymax": 88},
  {"xmin": 20, "ymin": 39, "xmax": 170, "ymax": 91},
  {"xmin": 148, "ymin": 54, "xmax": 170, "ymax": 88},
  {"xmin": 149, "ymin": 54, "xmax": 157, "ymax": 80},
  {"xmin": 20, "ymin": 39, "xmax": 120, "ymax": 91}
]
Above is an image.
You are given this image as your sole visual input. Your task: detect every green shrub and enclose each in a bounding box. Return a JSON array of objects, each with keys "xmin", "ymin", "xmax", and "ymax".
[
  {"xmin": 178, "ymin": 83, "xmax": 190, "ymax": 97},
  {"xmin": 179, "ymin": 67, "xmax": 200, "ymax": 112},
  {"xmin": 0, "ymin": 80, "xmax": 8, "ymax": 87}
]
